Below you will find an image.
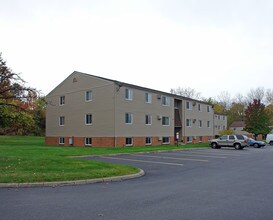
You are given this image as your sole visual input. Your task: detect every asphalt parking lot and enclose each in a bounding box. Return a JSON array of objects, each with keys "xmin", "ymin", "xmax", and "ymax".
[{"xmin": 1, "ymin": 146, "xmax": 273, "ymax": 220}]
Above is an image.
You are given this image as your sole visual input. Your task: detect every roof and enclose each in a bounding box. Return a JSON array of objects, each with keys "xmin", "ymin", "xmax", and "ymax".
[
  {"xmin": 230, "ymin": 121, "xmax": 245, "ymax": 128},
  {"xmin": 72, "ymin": 71, "xmax": 212, "ymax": 105}
]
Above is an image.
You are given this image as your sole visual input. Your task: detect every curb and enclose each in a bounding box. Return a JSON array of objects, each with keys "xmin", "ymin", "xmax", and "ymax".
[{"xmin": 0, "ymin": 169, "xmax": 145, "ymax": 188}]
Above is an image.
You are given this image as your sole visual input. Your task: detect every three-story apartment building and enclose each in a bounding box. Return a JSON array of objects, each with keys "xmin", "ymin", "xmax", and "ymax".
[{"xmin": 46, "ymin": 71, "xmax": 216, "ymax": 147}]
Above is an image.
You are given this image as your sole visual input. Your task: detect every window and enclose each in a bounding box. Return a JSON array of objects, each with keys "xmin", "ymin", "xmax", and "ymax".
[
  {"xmin": 85, "ymin": 137, "xmax": 92, "ymax": 146},
  {"xmin": 60, "ymin": 96, "xmax": 65, "ymax": 105},
  {"xmin": 85, "ymin": 114, "xmax": 92, "ymax": 125},
  {"xmin": 125, "ymin": 113, "xmax": 133, "ymax": 124},
  {"xmin": 199, "ymin": 136, "xmax": 203, "ymax": 142},
  {"xmin": 221, "ymin": 135, "xmax": 228, "ymax": 140},
  {"xmin": 229, "ymin": 135, "xmax": 235, "ymax": 140},
  {"xmin": 207, "ymin": 121, "xmax": 211, "ymax": 128},
  {"xmin": 125, "ymin": 88, "xmax": 133, "ymax": 100},
  {"xmin": 85, "ymin": 91, "xmax": 92, "ymax": 102},
  {"xmin": 146, "ymin": 137, "xmax": 152, "ymax": 145},
  {"xmin": 162, "ymin": 96, "xmax": 170, "ymax": 106},
  {"xmin": 187, "ymin": 136, "xmax": 193, "ymax": 142},
  {"xmin": 59, "ymin": 137, "xmax": 65, "ymax": 144},
  {"xmin": 162, "ymin": 137, "xmax": 170, "ymax": 144},
  {"xmin": 126, "ymin": 137, "xmax": 133, "ymax": 146},
  {"xmin": 186, "ymin": 101, "xmax": 192, "ymax": 110},
  {"xmin": 145, "ymin": 115, "xmax": 152, "ymax": 125},
  {"xmin": 186, "ymin": 119, "xmax": 192, "ymax": 127},
  {"xmin": 223, "ymin": 116, "xmax": 225, "ymax": 120},
  {"xmin": 145, "ymin": 93, "xmax": 152, "ymax": 103},
  {"xmin": 198, "ymin": 103, "xmax": 202, "ymax": 112},
  {"xmin": 59, "ymin": 116, "xmax": 65, "ymax": 126},
  {"xmin": 162, "ymin": 116, "xmax": 170, "ymax": 126},
  {"xmin": 218, "ymin": 115, "xmax": 220, "ymax": 120},
  {"xmin": 207, "ymin": 105, "xmax": 211, "ymax": 112},
  {"xmin": 218, "ymin": 125, "xmax": 221, "ymax": 130},
  {"xmin": 223, "ymin": 125, "xmax": 226, "ymax": 130},
  {"xmin": 198, "ymin": 120, "xmax": 202, "ymax": 128}
]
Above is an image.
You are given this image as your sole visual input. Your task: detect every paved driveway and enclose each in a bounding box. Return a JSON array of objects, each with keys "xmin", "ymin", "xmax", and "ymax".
[{"xmin": 1, "ymin": 147, "xmax": 273, "ymax": 220}]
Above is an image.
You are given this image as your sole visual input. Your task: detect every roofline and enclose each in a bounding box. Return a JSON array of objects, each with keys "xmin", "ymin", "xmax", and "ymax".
[{"xmin": 73, "ymin": 71, "xmax": 212, "ymax": 105}]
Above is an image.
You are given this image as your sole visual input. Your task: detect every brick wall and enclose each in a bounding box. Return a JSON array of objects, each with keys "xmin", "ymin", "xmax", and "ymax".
[{"xmin": 45, "ymin": 136, "xmax": 175, "ymax": 147}]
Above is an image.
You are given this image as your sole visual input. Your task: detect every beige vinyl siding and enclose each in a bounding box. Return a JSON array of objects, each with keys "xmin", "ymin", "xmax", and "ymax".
[
  {"xmin": 46, "ymin": 72, "xmax": 116, "ymax": 137},
  {"xmin": 114, "ymin": 87, "xmax": 174, "ymax": 137},
  {"xmin": 183, "ymin": 100, "xmax": 214, "ymax": 137}
]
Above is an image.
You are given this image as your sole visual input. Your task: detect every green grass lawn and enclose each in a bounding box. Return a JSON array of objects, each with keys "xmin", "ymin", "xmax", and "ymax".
[{"xmin": 0, "ymin": 136, "xmax": 208, "ymax": 183}]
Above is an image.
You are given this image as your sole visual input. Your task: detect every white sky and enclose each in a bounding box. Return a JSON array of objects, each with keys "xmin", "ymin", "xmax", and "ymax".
[{"xmin": 1, "ymin": 0, "xmax": 273, "ymax": 98}]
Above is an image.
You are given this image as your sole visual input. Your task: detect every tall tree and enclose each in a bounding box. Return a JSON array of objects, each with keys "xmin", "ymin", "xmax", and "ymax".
[
  {"xmin": 0, "ymin": 53, "xmax": 38, "ymax": 135},
  {"xmin": 244, "ymin": 99, "xmax": 271, "ymax": 139},
  {"xmin": 246, "ymin": 87, "xmax": 265, "ymax": 104},
  {"xmin": 0, "ymin": 53, "xmax": 37, "ymax": 107}
]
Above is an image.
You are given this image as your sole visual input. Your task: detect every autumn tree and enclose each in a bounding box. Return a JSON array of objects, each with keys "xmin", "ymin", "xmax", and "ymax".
[
  {"xmin": 244, "ymin": 99, "xmax": 271, "ymax": 139},
  {"xmin": 0, "ymin": 53, "xmax": 39, "ymax": 135}
]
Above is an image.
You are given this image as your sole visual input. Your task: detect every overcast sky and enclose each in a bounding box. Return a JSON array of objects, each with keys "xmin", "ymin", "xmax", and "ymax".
[{"xmin": 1, "ymin": 0, "xmax": 273, "ymax": 98}]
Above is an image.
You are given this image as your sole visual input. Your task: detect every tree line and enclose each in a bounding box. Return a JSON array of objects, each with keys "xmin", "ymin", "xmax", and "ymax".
[
  {"xmin": 171, "ymin": 87, "xmax": 273, "ymax": 137},
  {"xmin": 0, "ymin": 53, "xmax": 45, "ymax": 136}
]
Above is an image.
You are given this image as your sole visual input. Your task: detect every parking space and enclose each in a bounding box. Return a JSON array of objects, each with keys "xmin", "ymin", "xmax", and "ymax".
[{"xmin": 86, "ymin": 147, "xmax": 267, "ymax": 170}]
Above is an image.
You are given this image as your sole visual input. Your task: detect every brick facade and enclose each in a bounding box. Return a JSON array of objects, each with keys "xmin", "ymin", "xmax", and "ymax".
[{"xmin": 45, "ymin": 136, "xmax": 176, "ymax": 147}]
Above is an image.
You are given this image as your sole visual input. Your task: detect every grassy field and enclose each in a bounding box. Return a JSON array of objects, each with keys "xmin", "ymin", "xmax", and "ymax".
[{"xmin": 0, "ymin": 136, "xmax": 208, "ymax": 183}]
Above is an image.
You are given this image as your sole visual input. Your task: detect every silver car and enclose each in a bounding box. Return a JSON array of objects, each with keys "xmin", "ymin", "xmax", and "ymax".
[{"xmin": 209, "ymin": 135, "xmax": 247, "ymax": 150}]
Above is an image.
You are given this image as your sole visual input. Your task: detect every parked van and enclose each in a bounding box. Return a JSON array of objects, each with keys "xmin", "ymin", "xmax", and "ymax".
[{"xmin": 266, "ymin": 134, "xmax": 273, "ymax": 145}]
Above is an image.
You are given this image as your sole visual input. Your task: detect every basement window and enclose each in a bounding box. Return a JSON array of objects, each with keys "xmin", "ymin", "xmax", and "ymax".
[
  {"xmin": 125, "ymin": 137, "xmax": 133, "ymax": 146},
  {"xmin": 59, "ymin": 137, "xmax": 65, "ymax": 145}
]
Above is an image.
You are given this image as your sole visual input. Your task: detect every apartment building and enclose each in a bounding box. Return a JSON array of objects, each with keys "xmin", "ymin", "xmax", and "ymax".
[
  {"xmin": 46, "ymin": 71, "xmax": 215, "ymax": 147},
  {"xmin": 213, "ymin": 113, "xmax": 227, "ymax": 136}
]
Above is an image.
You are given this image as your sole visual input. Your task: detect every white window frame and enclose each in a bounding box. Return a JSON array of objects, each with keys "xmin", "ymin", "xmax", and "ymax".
[
  {"xmin": 59, "ymin": 96, "xmax": 65, "ymax": 105},
  {"xmin": 186, "ymin": 101, "xmax": 192, "ymax": 110},
  {"xmin": 85, "ymin": 114, "xmax": 92, "ymax": 125},
  {"xmin": 162, "ymin": 96, "xmax": 170, "ymax": 106},
  {"xmin": 162, "ymin": 116, "xmax": 170, "ymax": 126},
  {"xmin": 59, "ymin": 116, "xmax": 65, "ymax": 126},
  {"xmin": 125, "ymin": 88, "xmax": 133, "ymax": 100},
  {"xmin": 145, "ymin": 93, "xmax": 152, "ymax": 103},
  {"xmin": 146, "ymin": 137, "xmax": 152, "ymax": 145},
  {"xmin": 85, "ymin": 137, "xmax": 92, "ymax": 146},
  {"xmin": 198, "ymin": 120, "xmax": 202, "ymax": 128},
  {"xmin": 187, "ymin": 136, "xmax": 193, "ymax": 143},
  {"xmin": 207, "ymin": 105, "xmax": 211, "ymax": 112},
  {"xmin": 207, "ymin": 120, "xmax": 211, "ymax": 128},
  {"xmin": 59, "ymin": 137, "xmax": 65, "ymax": 144},
  {"xmin": 162, "ymin": 137, "xmax": 170, "ymax": 144},
  {"xmin": 198, "ymin": 103, "xmax": 202, "ymax": 112},
  {"xmin": 186, "ymin": 119, "xmax": 192, "ymax": 127},
  {"xmin": 125, "ymin": 113, "xmax": 133, "ymax": 124},
  {"xmin": 125, "ymin": 137, "xmax": 133, "ymax": 146},
  {"xmin": 85, "ymin": 90, "xmax": 92, "ymax": 102},
  {"xmin": 145, "ymin": 114, "xmax": 152, "ymax": 125}
]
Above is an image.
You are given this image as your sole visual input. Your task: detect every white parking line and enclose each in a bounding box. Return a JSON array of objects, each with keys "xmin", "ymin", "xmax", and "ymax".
[
  {"xmin": 131, "ymin": 154, "xmax": 209, "ymax": 162},
  {"xmin": 165, "ymin": 152, "xmax": 226, "ymax": 159},
  {"xmin": 99, "ymin": 156, "xmax": 184, "ymax": 166},
  {"xmin": 175, "ymin": 150, "xmax": 242, "ymax": 157}
]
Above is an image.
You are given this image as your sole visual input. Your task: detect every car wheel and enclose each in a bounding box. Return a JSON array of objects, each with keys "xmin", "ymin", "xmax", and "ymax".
[
  {"xmin": 253, "ymin": 143, "xmax": 259, "ymax": 148},
  {"xmin": 234, "ymin": 143, "xmax": 241, "ymax": 150},
  {"xmin": 211, "ymin": 142, "xmax": 218, "ymax": 149},
  {"xmin": 270, "ymin": 141, "xmax": 273, "ymax": 146}
]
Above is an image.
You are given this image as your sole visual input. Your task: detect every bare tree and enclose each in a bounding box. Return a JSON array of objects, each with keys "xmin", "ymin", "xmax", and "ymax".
[
  {"xmin": 265, "ymin": 89, "xmax": 273, "ymax": 105},
  {"xmin": 216, "ymin": 91, "xmax": 232, "ymax": 110},
  {"xmin": 246, "ymin": 87, "xmax": 265, "ymax": 103},
  {"xmin": 170, "ymin": 87, "xmax": 202, "ymax": 100}
]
